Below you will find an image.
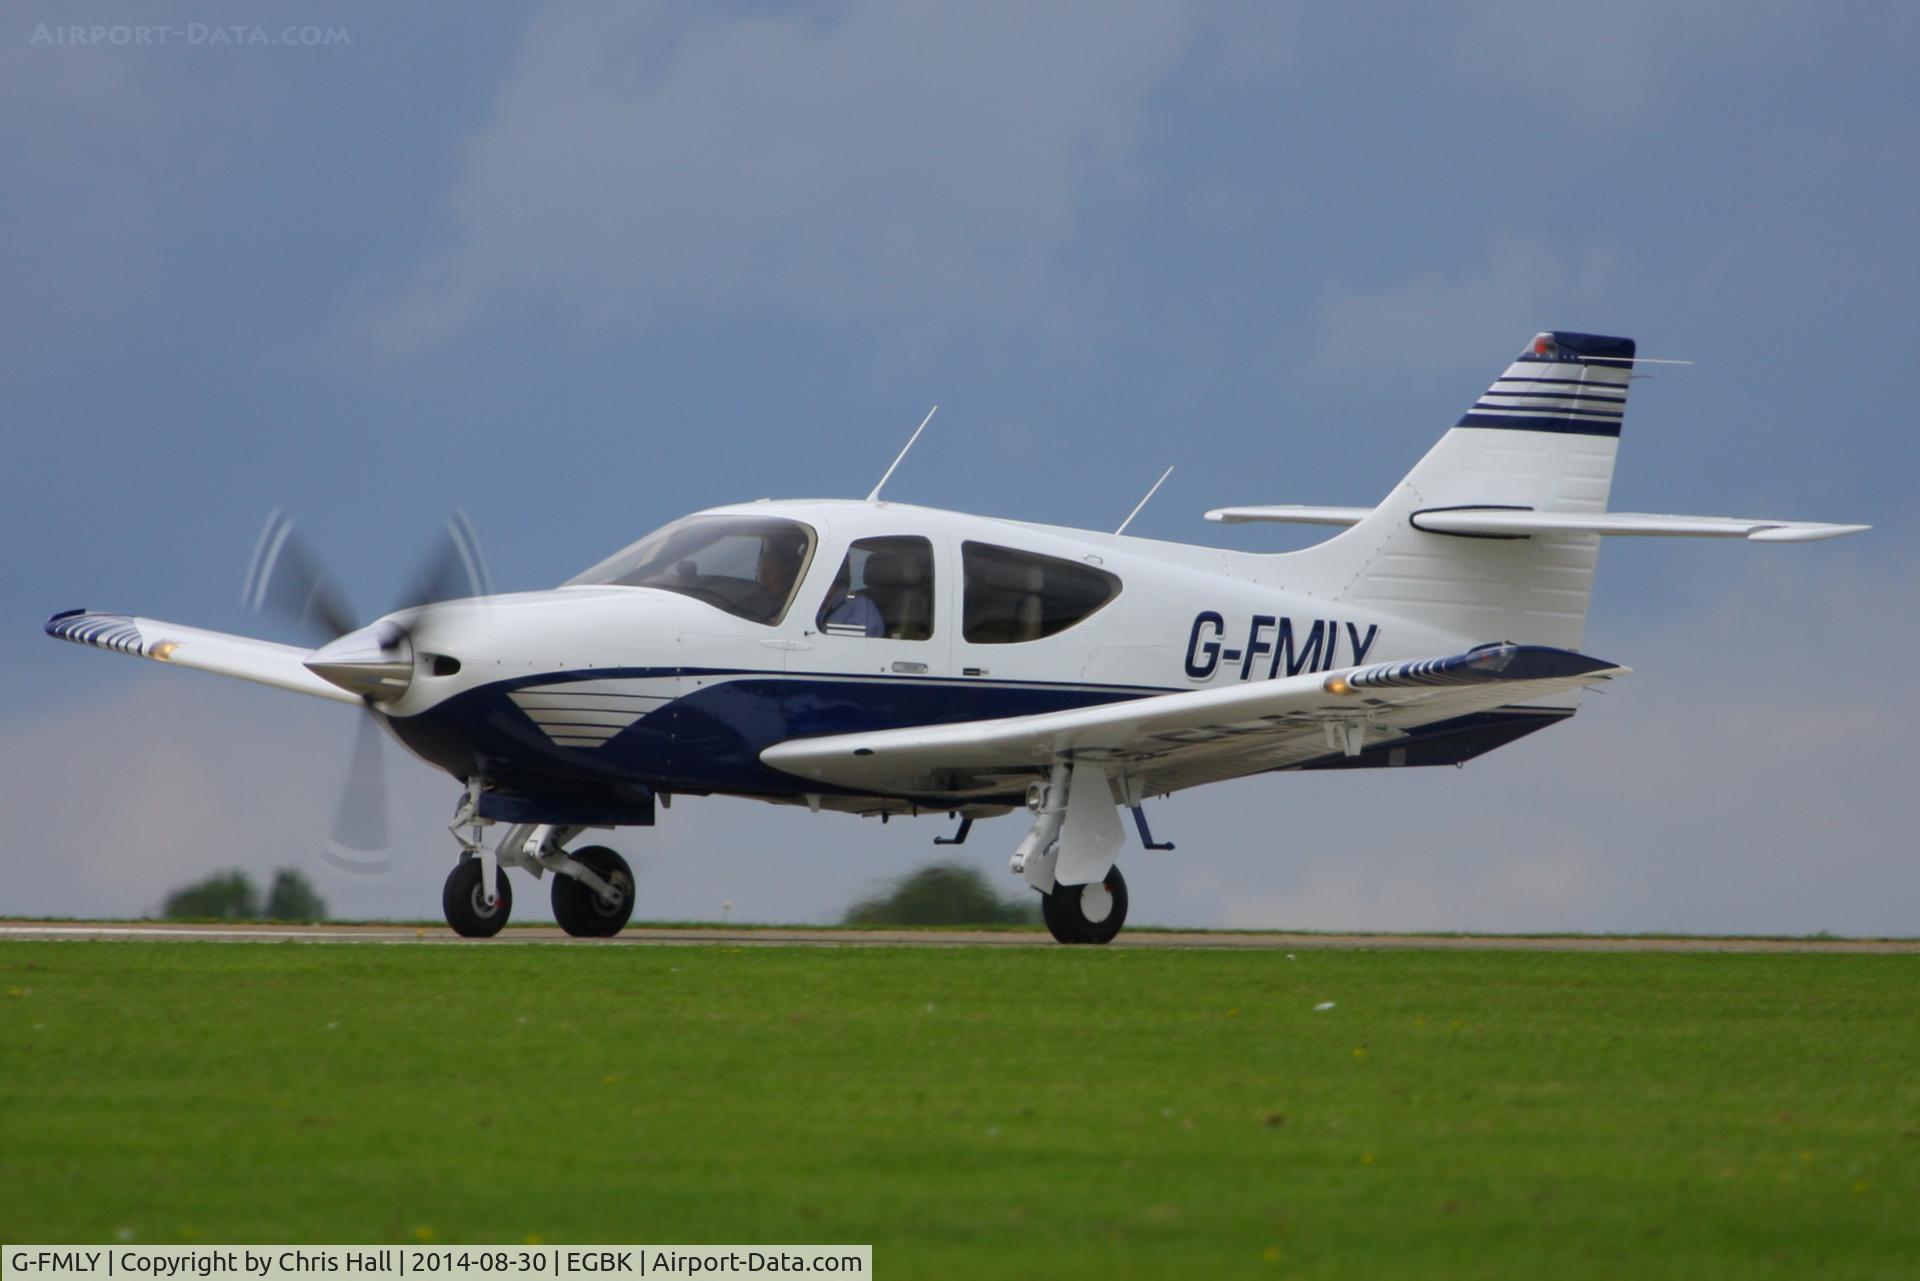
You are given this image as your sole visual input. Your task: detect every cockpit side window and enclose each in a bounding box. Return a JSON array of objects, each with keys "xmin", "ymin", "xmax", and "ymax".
[
  {"xmin": 566, "ymin": 516, "xmax": 817, "ymax": 626},
  {"xmin": 815, "ymin": 536, "xmax": 935, "ymax": 640},
  {"xmin": 961, "ymin": 541, "xmax": 1121, "ymax": 644}
]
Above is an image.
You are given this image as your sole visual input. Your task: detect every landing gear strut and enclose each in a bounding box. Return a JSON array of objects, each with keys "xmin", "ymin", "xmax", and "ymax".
[
  {"xmin": 1041, "ymin": 864, "xmax": 1129, "ymax": 945},
  {"xmin": 1012, "ymin": 761, "xmax": 1134, "ymax": 945}
]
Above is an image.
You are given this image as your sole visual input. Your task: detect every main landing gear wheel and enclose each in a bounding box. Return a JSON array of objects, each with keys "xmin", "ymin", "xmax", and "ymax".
[
  {"xmin": 551, "ymin": 845, "xmax": 635, "ymax": 938},
  {"xmin": 1042, "ymin": 864, "xmax": 1129, "ymax": 945},
  {"xmin": 443, "ymin": 857, "xmax": 513, "ymax": 938}
]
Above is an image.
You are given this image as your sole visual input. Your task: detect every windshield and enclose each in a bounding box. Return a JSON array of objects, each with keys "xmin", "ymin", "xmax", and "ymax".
[{"xmin": 567, "ymin": 515, "xmax": 818, "ymax": 625}]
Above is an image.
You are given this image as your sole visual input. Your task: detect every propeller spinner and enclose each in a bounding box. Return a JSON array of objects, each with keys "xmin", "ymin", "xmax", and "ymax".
[{"xmin": 304, "ymin": 621, "xmax": 414, "ymax": 702}]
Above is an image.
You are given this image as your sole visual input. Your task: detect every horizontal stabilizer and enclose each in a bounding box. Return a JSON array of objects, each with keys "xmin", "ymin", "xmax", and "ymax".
[
  {"xmin": 1408, "ymin": 509, "xmax": 1870, "ymax": 541},
  {"xmin": 45, "ymin": 609, "xmax": 363, "ymax": 705},
  {"xmin": 1205, "ymin": 505, "xmax": 1867, "ymax": 542}
]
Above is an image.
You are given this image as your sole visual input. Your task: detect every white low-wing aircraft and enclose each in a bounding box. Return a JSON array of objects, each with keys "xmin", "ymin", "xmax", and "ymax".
[{"xmin": 47, "ymin": 332, "xmax": 1866, "ymax": 942}]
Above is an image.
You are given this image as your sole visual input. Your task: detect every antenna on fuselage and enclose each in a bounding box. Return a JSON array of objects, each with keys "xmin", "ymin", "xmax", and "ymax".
[
  {"xmin": 1115, "ymin": 464, "xmax": 1175, "ymax": 535},
  {"xmin": 866, "ymin": 405, "xmax": 938, "ymax": 503}
]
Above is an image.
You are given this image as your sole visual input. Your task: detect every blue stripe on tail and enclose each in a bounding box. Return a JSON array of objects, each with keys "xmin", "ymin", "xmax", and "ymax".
[{"xmin": 1457, "ymin": 330, "xmax": 1635, "ymax": 437}]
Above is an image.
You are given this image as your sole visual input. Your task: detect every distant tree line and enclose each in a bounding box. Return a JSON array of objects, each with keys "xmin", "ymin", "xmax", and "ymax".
[
  {"xmin": 842, "ymin": 862, "xmax": 1040, "ymax": 927},
  {"xmin": 162, "ymin": 868, "xmax": 328, "ymax": 922}
]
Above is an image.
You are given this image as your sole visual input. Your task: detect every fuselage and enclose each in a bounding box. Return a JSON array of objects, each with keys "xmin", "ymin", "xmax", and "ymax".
[{"xmin": 377, "ymin": 499, "xmax": 1466, "ymax": 816}]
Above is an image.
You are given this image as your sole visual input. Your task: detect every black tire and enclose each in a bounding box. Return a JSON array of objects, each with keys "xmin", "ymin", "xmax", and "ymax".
[
  {"xmin": 443, "ymin": 858, "xmax": 513, "ymax": 938},
  {"xmin": 551, "ymin": 845, "xmax": 635, "ymax": 938},
  {"xmin": 1040, "ymin": 881, "xmax": 1082, "ymax": 944},
  {"xmin": 1043, "ymin": 864, "xmax": 1128, "ymax": 945}
]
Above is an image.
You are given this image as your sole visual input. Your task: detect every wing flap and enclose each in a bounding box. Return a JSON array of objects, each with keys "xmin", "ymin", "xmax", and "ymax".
[
  {"xmin": 761, "ymin": 644, "xmax": 1627, "ymax": 795},
  {"xmin": 45, "ymin": 610, "xmax": 362, "ymax": 705}
]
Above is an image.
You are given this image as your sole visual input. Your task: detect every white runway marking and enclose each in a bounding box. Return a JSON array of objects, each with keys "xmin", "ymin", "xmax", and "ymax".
[{"xmin": 1, "ymin": 922, "xmax": 1914, "ymax": 953}]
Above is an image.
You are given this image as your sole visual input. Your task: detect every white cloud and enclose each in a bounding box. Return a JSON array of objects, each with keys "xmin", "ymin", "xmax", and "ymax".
[
  {"xmin": 1314, "ymin": 231, "xmax": 1627, "ymax": 384},
  {"xmin": 1443, "ymin": 0, "xmax": 1810, "ymax": 131},
  {"xmin": 359, "ymin": 1, "xmax": 1190, "ymax": 354},
  {"xmin": 0, "ymin": 7, "xmax": 184, "ymax": 139}
]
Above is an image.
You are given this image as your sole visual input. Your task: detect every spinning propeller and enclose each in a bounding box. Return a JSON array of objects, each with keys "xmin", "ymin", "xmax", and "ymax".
[{"xmin": 242, "ymin": 509, "xmax": 493, "ymax": 872}]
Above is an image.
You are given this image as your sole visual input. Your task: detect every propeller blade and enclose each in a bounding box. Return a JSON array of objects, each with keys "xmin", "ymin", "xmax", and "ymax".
[
  {"xmin": 244, "ymin": 508, "xmax": 359, "ymax": 643},
  {"xmin": 391, "ymin": 508, "xmax": 494, "ymax": 614},
  {"xmin": 248, "ymin": 508, "xmax": 488, "ymax": 878},
  {"xmin": 324, "ymin": 711, "xmax": 392, "ymax": 874}
]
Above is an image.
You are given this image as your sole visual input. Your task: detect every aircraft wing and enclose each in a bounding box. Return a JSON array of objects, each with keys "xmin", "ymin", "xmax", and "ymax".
[
  {"xmin": 44, "ymin": 609, "xmax": 363, "ymax": 705},
  {"xmin": 762, "ymin": 643, "xmax": 1627, "ymax": 798}
]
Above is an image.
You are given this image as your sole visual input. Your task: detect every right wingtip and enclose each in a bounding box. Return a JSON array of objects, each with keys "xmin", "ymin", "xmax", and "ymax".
[{"xmin": 1748, "ymin": 522, "xmax": 1872, "ymax": 543}]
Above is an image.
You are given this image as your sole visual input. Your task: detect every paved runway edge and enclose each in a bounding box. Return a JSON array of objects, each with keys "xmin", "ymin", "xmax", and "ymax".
[{"xmin": 2, "ymin": 921, "xmax": 1914, "ymax": 953}]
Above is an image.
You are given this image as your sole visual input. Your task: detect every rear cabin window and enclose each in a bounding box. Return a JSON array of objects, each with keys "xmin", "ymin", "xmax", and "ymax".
[
  {"xmin": 961, "ymin": 541, "xmax": 1121, "ymax": 644},
  {"xmin": 815, "ymin": 536, "xmax": 936, "ymax": 640}
]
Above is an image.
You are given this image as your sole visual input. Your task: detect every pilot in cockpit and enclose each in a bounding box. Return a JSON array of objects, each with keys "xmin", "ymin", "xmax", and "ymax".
[{"xmin": 748, "ymin": 533, "xmax": 810, "ymax": 625}]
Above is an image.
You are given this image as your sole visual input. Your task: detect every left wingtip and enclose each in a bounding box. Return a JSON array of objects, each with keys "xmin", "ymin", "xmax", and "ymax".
[{"xmin": 45, "ymin": 609, "xmax": 148, "ymax": 656}]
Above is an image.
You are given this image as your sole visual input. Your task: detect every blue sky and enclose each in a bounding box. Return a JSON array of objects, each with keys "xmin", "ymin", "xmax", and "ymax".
[{"xmin": 5, "ymin": 1, "xmax": 1913, "ymax": 931}]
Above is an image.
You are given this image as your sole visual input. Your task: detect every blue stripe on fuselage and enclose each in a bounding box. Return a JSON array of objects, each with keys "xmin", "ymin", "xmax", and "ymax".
[{"xmin": 387, "ymin": 667, "xmax": 1169, "ymax": 801}]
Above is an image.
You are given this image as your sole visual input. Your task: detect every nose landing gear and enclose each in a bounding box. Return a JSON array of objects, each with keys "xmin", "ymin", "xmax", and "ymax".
[{"xmin": 440, "ymin": 782, "xmax": 636, "ymax": 939}]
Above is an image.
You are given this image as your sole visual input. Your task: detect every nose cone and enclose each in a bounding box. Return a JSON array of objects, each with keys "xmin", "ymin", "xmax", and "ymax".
[{"xmin": 304, "ymin": 621, "xmax": 413, "ymax": 702}]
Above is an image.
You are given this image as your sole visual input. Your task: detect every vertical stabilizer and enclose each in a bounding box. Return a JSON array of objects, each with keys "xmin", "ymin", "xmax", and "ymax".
[{"xmin": 1282, "ymin": 331, "xmax": 1635, "ymax": 651}]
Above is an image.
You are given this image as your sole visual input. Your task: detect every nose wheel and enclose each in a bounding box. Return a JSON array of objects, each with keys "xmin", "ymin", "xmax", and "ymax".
[
  {"xmin": 1042, "ymin": 864, "xmax": 1128, "ymax": 944},
  {"xmin": 443, "ymin": 857, "xmax": 514, "ymax": 938}
]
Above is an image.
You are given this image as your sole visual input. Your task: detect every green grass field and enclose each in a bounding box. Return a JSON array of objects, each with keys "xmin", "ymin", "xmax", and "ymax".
[{"xmin": 2, "ymin": 941, "xmax": 1916, "ymax": 1278}]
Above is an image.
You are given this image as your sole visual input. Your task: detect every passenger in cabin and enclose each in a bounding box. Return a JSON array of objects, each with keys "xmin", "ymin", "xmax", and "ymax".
[
  {"xmin": 820, "ymin": 589, "xmax": 885, "ymax": 637},
  {"xmin": 818, "ymin": 550, "xmax": 887, "ymax": 637},
  {"xmin": 817, "ymin": 540, "xmax": 935, "ymax": 639}
]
